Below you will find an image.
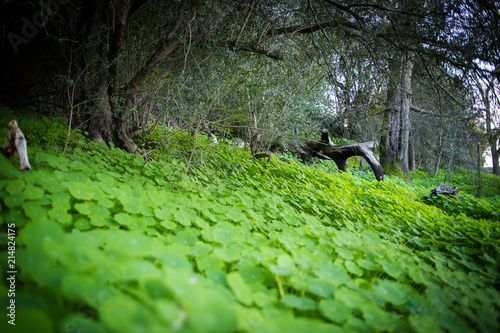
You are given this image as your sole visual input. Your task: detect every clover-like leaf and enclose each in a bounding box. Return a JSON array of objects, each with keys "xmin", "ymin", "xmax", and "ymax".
[
  {"xmin": 319, "ymin": 299, "xmax": 352, "ymax": 324},
  {"xmin": 345, "ymin": 260, "xmax": 364, "ymax": 276},
  {"xmin": 49, "ymin": 207, "xmax": 72, "ymax": 224},
  {"xmin": 372, "ymin": 280, "xmax": 409, "ymax": 306},
  {"xmin": 227, "ymin": 271, "xmax": 253, "ymax": 306},
  {"xmin": 69, "ymin": 182, "xmax": 93, "ymax": 200},
  {"xmin": 24, "ymin": 185, "xmax": 44, "ymax": 200},
  {"xmin": 6, "ymin": 179, "xmax": 25, "ymax": 194}
]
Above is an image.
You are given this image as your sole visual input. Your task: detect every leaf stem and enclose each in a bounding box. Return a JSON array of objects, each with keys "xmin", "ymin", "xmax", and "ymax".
[{"xmin": 275, "ymin": 275, "xmax": 285, "ymax": 297}]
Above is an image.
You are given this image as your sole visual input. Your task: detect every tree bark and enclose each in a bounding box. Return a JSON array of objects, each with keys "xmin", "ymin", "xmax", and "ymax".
[
  {"xmin": 80, "ymin": 0, "xmax": 183, "ymax": 155},
  {"xmin": 380, "ymin": 59, "xmax": 401, "ymax": 166},
  {"xmin": 477, "ymin": 76, "xmax": 500, "ymax": 176},
  {"xmin": 380, "ymin": 51, "xmax": 414, "ymax": 181},
  {"xmin": 397, "ymin": 51, "xmax": 414, "ymax": 181},
  {"xmin": 1, "ymin": 120, "xmax": 31, "ymax": 171}
]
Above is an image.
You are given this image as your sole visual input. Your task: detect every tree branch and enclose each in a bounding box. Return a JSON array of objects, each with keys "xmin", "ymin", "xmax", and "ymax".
[
  {"xmin": 235, "ymin": 0, "xmax": 256, "ymax": 47},
  {"xmin": 123, "ymin": 22, "xmax": 182, "ymax": 96},
  {"xmin": 320, "ymin": 0, "xmax": 363, "ymax": 22},
  {"xmin": 197, "ymin": 40, "xmax": 284, "ymax": 60}
]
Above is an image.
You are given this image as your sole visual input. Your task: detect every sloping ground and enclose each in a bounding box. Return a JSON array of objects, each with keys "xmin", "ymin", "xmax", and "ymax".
[{"xmin": 0, "ymin": 138, "xmax": 499, "ymax": 333}]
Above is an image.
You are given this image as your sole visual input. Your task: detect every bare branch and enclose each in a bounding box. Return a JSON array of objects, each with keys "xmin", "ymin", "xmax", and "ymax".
[{"xmin": 235, "ymin": 0, "xmax": 256, "ymax": 47}]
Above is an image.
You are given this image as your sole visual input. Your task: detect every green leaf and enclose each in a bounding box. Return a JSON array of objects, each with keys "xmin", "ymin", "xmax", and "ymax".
[
  {"xmin": 49, "ymin": 207, "xmax": 72, "ymax": 224},
  {"xmin": 188, "ymin": 242, "xmax": 212, "ymax": 257},
  {"xmin": 160, "ymin": 220, "xmax": 176, "ymax": 230},
  {"xmin": 380, "ymin": 258, "xmax": 406, "ymax": 279},
  {"xmin": 6, "ymin": 179, "xmax": 25, "ymax": 194},
  {"xmin": 372, "ymin": 280, "xmax": 409, "ymax": 306},
  {"xmin": 74, "ymin": 218, "xmax": 91, "ymax": 230},
  {"xmin": 336, "ymin": 247, "xmax": 354, "ymax": 260},
  {"xmin": 173, "ymin": 208, "xmax": 198, "ymax": 227},
  {"xmin": 69, "ymin": 182, "xmax": 93, "ymax": 200},
  {"xmin": 5, "ymin": 193, "xmax": 24, "ymax": 207},
  {"xmin": 319, "ymin": 299, "xmax": 352, "ymax": 324},
  {"xmin": 158, "ymin": 248, "xmax": 192, "ymax": 271},
  {"xmin": 114, "ymin": 213, "xmax": 137, "ymax": 227},
  {"xmin": 214, "ymin": 247, "xmax": 241, "ymax": 262},
  {"xmin": 119, "ymin": 195, "xmax": 145, "ymax": 215},
  {"xmin": 281, "ymin": 294, "xmax": 317, "ymax": 310},
  {"xmin": 197, "ymin": 255, "xmax": 224, "ymax": 272},
  {"xmin": 154, "ymin": 207, "xmax": 173, "ymax": 220},
  {"xmin": 227, "ymin": 271, "xmax": 253, "ymax": 306},
  {"xmin": 4, "ymin": 207, "xmax": 25, "ymax": 226},
  {"xmin": 409, "ymin": 315, "xmax": 444, "ymax": 333},
  {"xmin": 335, "ymin": 288, "xmax": 367, "ymax": 308},
  {"xmin": 211, "ymin": 224, "xmax": 239, "ymax": 244},
  {"xmin": 357, "ymin": 258, "xmax": 379, "ymax": 271},
  {"xmin": 22, "ymin": 201, "xmax": 48, "ymax": 221},
  {"xmin": 315, "ymin": 262, "xmax": 350, "ymax": 286},
  {"xmin": 100, "ymin": 294, "xmax": 160, "ymax": 333},
  {"xmin": 44, "ymin": 179, "xmax": 67, "ymax": 193},
  {"xmin": 345, "ymin": 260, "xmax": 364, "ymax": 276},
  {"xmin": 74, "ymin": 202, "xmax": 92, "ymax": 215},
  {"xmin": 24, "ymin": 185, "xmax": 44, "ymax": 200},
  {"xmin": 269, "ymin": 254, "xmax": 297, "ymax": 276}
]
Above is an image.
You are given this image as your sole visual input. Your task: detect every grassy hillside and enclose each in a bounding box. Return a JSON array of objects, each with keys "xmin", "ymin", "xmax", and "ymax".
[{"xmin": 0, "ymin": 110, "xmax": 499, "ymax": 333}]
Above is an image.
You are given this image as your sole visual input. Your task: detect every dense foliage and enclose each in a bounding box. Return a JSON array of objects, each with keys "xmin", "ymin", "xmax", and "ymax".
[
  {"xmin": 1, "ymin": 110, "xmax": 499, "ymax": 332},
  {"xmin": 1, "ymin": 0, "xmax": 498, "ymax": 174}
]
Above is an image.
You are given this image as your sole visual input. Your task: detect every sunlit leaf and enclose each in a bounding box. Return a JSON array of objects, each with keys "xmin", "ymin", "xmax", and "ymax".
[
  {"xmin": 227, "ymin": 271, "xmax": 253, "ymax": 306},
  {"xmin": 281, "ymin": 294, "xmax": 317, "ymax": 310}
]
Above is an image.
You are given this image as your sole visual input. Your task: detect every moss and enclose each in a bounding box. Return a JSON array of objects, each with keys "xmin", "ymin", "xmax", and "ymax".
[{"xmin": 382, "ymin": 162, "xmax": 409, "ymax": 182}]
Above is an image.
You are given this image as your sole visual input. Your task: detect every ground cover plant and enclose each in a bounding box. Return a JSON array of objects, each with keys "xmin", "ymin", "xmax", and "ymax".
[{"xmin": 0, "ymin": 114, "xmax": 499, "ymax": 333}]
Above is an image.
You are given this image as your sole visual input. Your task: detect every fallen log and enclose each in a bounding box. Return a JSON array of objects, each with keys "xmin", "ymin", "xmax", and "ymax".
[
  {"xmin": 430, "ymin": 184, "xmax": 459, "ymax": 196},
  {"xmin": 303, "ymin": 131, "xmax": 384, "ymax": 181},
  {"xmin": 422, "ymin": 184, "xmax": 464, "ymax": 203},
  {"xmin": 1, "ymin": 120, "xmax": 31, "ymax": 171}
]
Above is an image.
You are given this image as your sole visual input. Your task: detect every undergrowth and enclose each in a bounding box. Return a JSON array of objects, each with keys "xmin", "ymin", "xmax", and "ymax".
[{"xmin": 0, "ymin": 109, "xmax": 499, "ymax": 333}]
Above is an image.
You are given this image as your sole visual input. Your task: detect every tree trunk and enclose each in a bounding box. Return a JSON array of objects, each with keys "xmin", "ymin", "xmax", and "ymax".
[
  {"xmin": 434, "ymin": 126, "xmax": 444, "ymax": 176},
  {"xmin": 476, "ymin": 144, "xmax": 482, "ymax": 197},
  {"xmin": 80, "ymin": 0, "xmax": 183, "ymax": 154},
  {"xmin": 380, "ymin": 59, "xmax": 401, "ymax": 166},
  {"xmin": 409, "ymin": 138, "xmax": 415, "ymax": 172},
  {"xmin": 380, "ymin": 51, "xmax": 414, "ymax": 181},
  {"xmin": 445, "ymin": 130, "xmax": 456, "ymax": 182},
  {"xmin": 492, "ymin": 144, "xmax": 500, "ymax": 176},
  {"xmin": 397, "ymin": 51, "xmax": 414, "ymax": 181},
  {"xmin": 475, "ymin": 74, "xmax": 499, "ymax": 176}
]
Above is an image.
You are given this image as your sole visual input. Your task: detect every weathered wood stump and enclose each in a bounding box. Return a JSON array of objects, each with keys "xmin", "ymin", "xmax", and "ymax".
[
  {"xmin": 1, "ymin": 120, "xmax": 31, "ymax": 171},
  {"xmin": 303, "ymin": 131, "xmax": 384, "ymax": 181}
]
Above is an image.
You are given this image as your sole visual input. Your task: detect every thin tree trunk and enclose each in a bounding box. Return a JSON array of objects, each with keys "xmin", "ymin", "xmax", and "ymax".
[
  {"xmin": 434, "ymin": 125, "xmax": 444, "ymax": 176},
  {"xmin": 397, "ymin": 51, "xmax": 414, "ymax": 181},
  {"xmin": 476, "ymin": 144, "xmax": 482, "ymax": 197},
  {"xmin": 445, "ymin": 130, "xmax": 456, "ymax": 182}
]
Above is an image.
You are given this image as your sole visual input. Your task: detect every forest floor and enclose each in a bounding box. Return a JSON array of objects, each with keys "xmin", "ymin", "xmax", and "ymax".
[{"xmin": 1, "ymin": 109, "xmax": 499, "ymax": 333}]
